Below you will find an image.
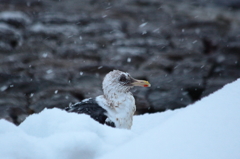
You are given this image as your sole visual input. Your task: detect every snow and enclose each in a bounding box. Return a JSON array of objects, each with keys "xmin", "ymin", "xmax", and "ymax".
[
  {"xmin": 139, "ymin": 22, "xmax": 148, "ymax": 28},
  {"xmin": 101, "ymin": 79, "xmax": 240, "ymax": 159},
  {"xmin": 1, "ymin": 79, "xmax": 240, "ymax": 159}
]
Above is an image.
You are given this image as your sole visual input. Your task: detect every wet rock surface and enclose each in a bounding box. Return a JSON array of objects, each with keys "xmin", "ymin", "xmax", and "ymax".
[{"xmin": 0, "ymin": 0, "xmax": 240, "ymax": 124}]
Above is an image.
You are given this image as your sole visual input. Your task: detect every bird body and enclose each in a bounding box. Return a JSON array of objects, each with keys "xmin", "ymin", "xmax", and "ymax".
[
  {"xmin": 65, "ymin": 70, "xmax": 151, "ymax": 129},
  {"xmin": 66, "ymin": 98, "xmax": 115, "ymax": 127},
  {"xmin": 95, "ymin": 93, "xmax": 135, "ymax": 129}
]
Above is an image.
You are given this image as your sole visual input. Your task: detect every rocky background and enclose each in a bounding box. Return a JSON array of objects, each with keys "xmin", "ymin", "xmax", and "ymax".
[{"xmin": 0, "ymin": 0, "xmax": 240, "ymax": 125}]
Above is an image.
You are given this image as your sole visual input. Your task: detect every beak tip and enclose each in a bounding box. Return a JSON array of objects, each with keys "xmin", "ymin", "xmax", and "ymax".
[
  {"xmin": 143, "ymin": 83, "xmax": 151, "ymax": 87},
  {"xmin": 131, "ymin": 80, "xmax": 151, "ymax": 87},
  {"xmin": 143, "ymin": 81, "xmax": 151, "ymax": 87}
]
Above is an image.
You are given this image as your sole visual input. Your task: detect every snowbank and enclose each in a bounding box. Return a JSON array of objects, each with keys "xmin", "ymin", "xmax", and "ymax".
[
  {"xmin": 0, "ymin": 110, "xmax": 134, "ymax": 159},
  {"xmin": 100, "ymin": 79, "xmax": 240, "ymax": 159},
  {"xmin": 0, "ymin": 79, "xmax": 240, "ymax": 159}
]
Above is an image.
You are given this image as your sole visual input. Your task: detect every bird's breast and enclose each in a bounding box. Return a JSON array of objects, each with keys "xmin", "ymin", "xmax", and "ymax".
[
  {"xmin": 96, "ymin": 94, "xmax": 136, "ymax": 129},
  {"xmin": 110, "ymin": 95, "xmax": 136, "ymax": 129}
]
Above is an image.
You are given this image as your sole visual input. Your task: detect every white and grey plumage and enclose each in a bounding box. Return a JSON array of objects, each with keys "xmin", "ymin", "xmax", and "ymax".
[{"xmin": 65, "ymin": 70, "xmax": 151, "ymax": 129}]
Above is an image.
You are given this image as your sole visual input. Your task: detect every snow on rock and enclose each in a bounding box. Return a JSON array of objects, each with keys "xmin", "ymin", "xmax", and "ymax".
[
  {"xmin": 0, "ymin": 79, "xmax": 240, "ymax": 159},
  {"xmin": 29, "ymin": 23, "xmax": 79, "ymax": 37},
  {"xmin": 0, "ymin": 11, "xmax": 31, "ymax": 26}
]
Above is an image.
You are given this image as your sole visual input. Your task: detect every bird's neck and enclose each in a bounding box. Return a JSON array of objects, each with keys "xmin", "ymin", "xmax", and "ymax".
[
  {"xmin": 102, "ymin": 85, "xmax": 136, "ymax": 128},
  {"xmin": 104, "ymin": 89, "xmax": 130, "ymax": 108},
  {"xmin": 102, "ymin": 90, "xmax": 136, "ymax": 129}
]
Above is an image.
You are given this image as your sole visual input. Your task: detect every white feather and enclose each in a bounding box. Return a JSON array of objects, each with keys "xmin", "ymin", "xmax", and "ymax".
[{"xmin": 96, "ymin": 70, "xmax": 136, "ymax": 129}]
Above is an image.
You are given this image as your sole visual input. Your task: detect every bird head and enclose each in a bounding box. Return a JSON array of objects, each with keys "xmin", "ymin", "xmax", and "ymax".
[{"xmin": 103, "ymin": 70, "xmax": 151, "ymax": 94}]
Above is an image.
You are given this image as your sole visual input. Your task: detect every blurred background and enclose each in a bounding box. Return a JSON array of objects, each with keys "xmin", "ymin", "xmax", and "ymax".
[{"xmin": 0, "ymin": 0, "xmax": 240, "ymax": 125}]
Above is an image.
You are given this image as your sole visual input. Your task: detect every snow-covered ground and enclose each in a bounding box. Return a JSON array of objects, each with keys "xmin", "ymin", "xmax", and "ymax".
[{"xmin": 1, "ymin": 79, "xmax": 240, "ymax": 159}]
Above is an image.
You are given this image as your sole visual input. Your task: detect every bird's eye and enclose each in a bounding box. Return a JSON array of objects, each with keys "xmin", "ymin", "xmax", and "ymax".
[{"xmin": 119, "ymin": 74, "xmax": 127, "ymax": 82}]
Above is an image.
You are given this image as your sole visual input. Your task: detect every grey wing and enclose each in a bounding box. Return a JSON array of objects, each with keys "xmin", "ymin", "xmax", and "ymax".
[{"xmin": 65, "ymin": 98, "xmax": 115, "ymax": 127}]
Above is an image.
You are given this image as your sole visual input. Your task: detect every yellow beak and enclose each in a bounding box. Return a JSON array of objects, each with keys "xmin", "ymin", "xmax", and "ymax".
[{"xmin": 131, "ymin": 80, "xmax": 151, "ymax": 87}]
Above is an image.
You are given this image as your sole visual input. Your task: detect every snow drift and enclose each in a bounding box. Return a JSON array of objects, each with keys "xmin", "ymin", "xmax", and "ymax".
[{"xmin": 0, "ymin": 79, "xmax": 240, "ymax": 159}]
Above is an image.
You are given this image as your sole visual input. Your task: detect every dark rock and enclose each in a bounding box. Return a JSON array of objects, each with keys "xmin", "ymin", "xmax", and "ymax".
[
  {"xmin": 0, "ymin": 0, "xmax": 240, "ymax": 124},
  {"xmin": 0, "ymin": 92, "xmax": 28, "ymax": 125},
  {"xmin": 147, "ymin": 88, "xmax": 192, "ymax": 111},
  {"xmin": 212, "ymin": 0, "xmax": 240, "ymax": 9},
  {"xmin": 113, "ymin": 37, "xmax": 169, "ymax": 48},
  {"xmin": 29, "ymin": 89, "xmax": 79, "ymax": 113},
  {"xmin": 38, "ymin": 13, "xmax": 80, "ymax": 24},
  {"xmin": 57, "ymin": 44, "xmax": 100, "ymax": 61},
  {"xmin": 172, "ymin": 58, "xmax": 211, "ymax": 78},
  {"xmin": 175, "ymin": 17, "xmax": 231, "ymax": 37},
  {"xmin": 29, "ymin": 23, "xmax": 79, "ymax": 38},
  {"xmin": 78, "ymin": 65, "xmax": 116, "ymax": 75},
  {"xmin": 0, "ymin": 23, "xmax": 22, "ymax": 52},
  {"xmin": 221, "ymin": 40, "xmax": 240, "ymax": 54},
  {"xmin": 116, "ymin": 46, "xmax": 147, "ymax": 55},
  {"xmin": 133, "ymin": 88, "xmax": 152, "ymax": 114},
  {"xmin": 140, "ymin": 55, "xmax": 175, "ymax": 73},
  {"xmin": 81, "ymin": 20, "xmax": 121, "ymax": 35},
  {"xmin": 163, "ymin": 49, "xmax": 202, "ymax": 61},
  {"xmin": 171, "ymin": 36, "xmax": 204, "ymax": 52},
  {"xmin": 202, "ymin": 77, "xmax": 237, "ymax": 97}
]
